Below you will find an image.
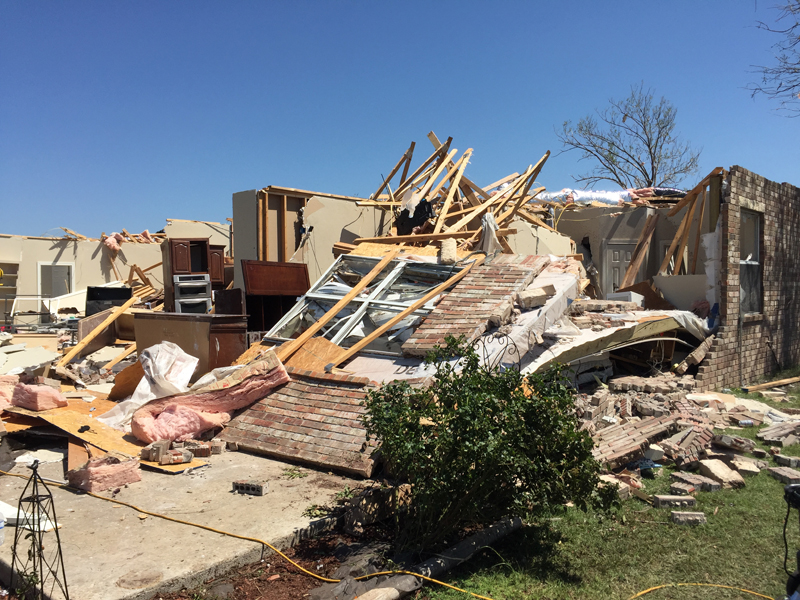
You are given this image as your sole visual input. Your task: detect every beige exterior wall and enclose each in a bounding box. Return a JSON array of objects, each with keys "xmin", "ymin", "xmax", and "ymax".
[
  {"xmin": 0, "ymin": 235, "xmax": 162, "ymax": 316},
  {"xmin": 163, "ymin": 220, "xmax": 231, "ymax": 253}
]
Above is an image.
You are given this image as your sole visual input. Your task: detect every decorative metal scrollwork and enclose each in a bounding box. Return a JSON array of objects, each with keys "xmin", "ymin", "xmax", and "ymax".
[{"xmin": 472, "ymin": 331, "xmax": 521, "ymax": 373}]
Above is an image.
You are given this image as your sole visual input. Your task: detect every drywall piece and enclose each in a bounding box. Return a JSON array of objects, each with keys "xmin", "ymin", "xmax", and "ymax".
[
  {"xmin": 653, "ymin": 275, "xmax": 708, "ymax": 311},
  {"xmin": 0, "ymin": 346, "xmax": 60, "ymax": 375},
  {"xmin": 505, "ymin": 216, "xmax": 573, "ymax": 256},
  {"xmin": 522, "ymin": 316, "xmax": 684, "ymax": 374},
  {"xmin": 299, "ymin": 196, "xmax": 391, "ymax": 283},
  {"xmin": 0, "ymin": 499, "xmax": 59, "ymax": 532}
]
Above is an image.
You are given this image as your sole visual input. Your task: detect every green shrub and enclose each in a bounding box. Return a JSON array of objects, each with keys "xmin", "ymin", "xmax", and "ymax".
[{"xmin": 362, "ymin": 336, "xmax": 617, "ymax": 550}]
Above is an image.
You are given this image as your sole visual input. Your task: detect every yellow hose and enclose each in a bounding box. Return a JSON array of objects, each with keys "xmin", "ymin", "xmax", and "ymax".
[{"xmin": 628, "ymin": 582, "xmax": 773, "ymax": 599}]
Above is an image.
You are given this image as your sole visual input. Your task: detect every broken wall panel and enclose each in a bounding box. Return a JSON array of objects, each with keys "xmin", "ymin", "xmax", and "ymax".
[{"xmin": 219, "ymin": 367, "xmax": 376, "ymax": 477}]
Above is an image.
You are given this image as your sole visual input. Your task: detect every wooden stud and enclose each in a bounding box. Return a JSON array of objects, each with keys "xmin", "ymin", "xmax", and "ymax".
[
  {"xmin": 355, "ymin": 228, "xmax": 516, "ymax": 245},
  {"xmin": 482, "ymin": 172, "xmax": 520, "ymax": 192},
  {"xmin": 416, "ymin": 149, "xmax": 459, "ymax": 200},
  {"xmin": 275, "ymin": 249, "xmax": 402, "ymax": 363},
  {"xmin": 673, "ymin": 195, "xmax": 701, "ymax": 276},
  {"xmin": 427, "ymin": 132, "xmax": 490, "ymax": 200},
  {"xmin": 373, "ymin": 141, "xmax": 416, "ymax": 200},
  {"xmin": 433, "ymin": 149, "xmax": 472, "ymax": 234},
  {"xmin": 280, "ymin": 194, "xmax": 288, "ymax": 261},
  {"xmin": 57, "ymin": 296, "xmax": 139, "ymax": 367},
  {"xmin": 658, "ymin": 196, "xmax": 696, "ymax": 275},
  {"xmin": 667, "ymin": 167, "xmax": 724, "ymax": 217},
  {"xmin": 103, "ymin": 343, "xmax": 136, "ymax": 371},
  {"xmin": 331, "ymin": 256, "xmax": 486, "ymax": 367},
  {"xmin": 399, "ymin": 141, "xmax": 415, "ymax": 185},
  {"xmin": 393, "ymin": 137, "xmax": 452, "ymax": 199},
  {"xmin": 690, "ymin": 188, "xmax": 707, "ymax": 274},
  {"xmin": 620, "ymin": 213, "xmax": 660, "ymax": 289}
]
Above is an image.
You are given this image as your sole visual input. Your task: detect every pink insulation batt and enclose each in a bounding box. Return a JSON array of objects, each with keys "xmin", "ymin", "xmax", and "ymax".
[
  {"xmin": 11, "ymin": 383, "xmax": 69, "ymax": 411},
  {"xmin": 67, "ymin": 456, "xmax": 141, "ymax": 492},
  {"xmin": 130, "ymin": 359, "xmax": 290, "ymax": 443},
  {"xmin": 0, "ymin": 375, "xmax": 19, "ymax": 409}
]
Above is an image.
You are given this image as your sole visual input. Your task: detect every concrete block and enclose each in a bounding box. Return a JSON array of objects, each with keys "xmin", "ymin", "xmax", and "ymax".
[
  {"xmin": 211, "ymin": 439, "xmax": 225, "ymax": 455},
  {"xmin": 653, "ymin": 495, "xmax": 696, "ymax": 508},
  {"xmin": 775, "ymin": 454, "xmax": 800, "ymax": 468},
  {"xmin": 141, "ymin": 440, "xmax": 170, "ymax": 463},
  {"xmin": 782, "ymin": 435, "xmax": 799, "ymax": 448},
  {"xmin": 232, "ymin": 480, "xmax": 267, "ymax": 496},
  {"xmin": 598, "ymin": 475, "xmax": 631, "ymax": 501},
  {"xmin": 186, "ymin": 441, "xmax": 212, "ymax": 458},
  {"xmin": 768, "ymin": 466, "xmax": 800, "ymax": 485},
  {"xmin": 644, "ymin": 444, "xmax": 665, "ymax": 462},
  {"xmin": 731, "ymin": 459, "xmax": 761, "ymax": 476},
  {"xmin": 752, "ymin": 448, "xmax": 768, "ymax": 459},
  {"xmin": 159, "ymin": 449, "xmax": 193, "ymax": 465},
  {"xmin": 671, "ymin": 511, "xmax": 707, "ymax": 526},
  {"xmin": 699, "ymin": 459, "xmax": 746, "ymax": 489},
  {"xmin": 712, "ymin": 434, "xmax": 755, "ymax": 453}
]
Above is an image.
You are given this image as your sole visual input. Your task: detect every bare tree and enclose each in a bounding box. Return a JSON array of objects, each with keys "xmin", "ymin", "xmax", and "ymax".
[
  {"xmin": 556, "ymin": 83, "xmax": 701, "ymax": 190},
  {"xmin": 750, "ymin": 1, "xmax": 800, "ymax": 115}
]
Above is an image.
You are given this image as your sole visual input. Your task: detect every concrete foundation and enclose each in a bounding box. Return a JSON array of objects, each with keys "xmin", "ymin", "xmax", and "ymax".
[{"xmin": 0, "ymin": 451, "xmax": 358, "ymax": 600}]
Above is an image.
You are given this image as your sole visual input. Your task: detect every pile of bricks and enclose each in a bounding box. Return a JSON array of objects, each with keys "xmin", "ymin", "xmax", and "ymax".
[{"xmin": 592, "ymin": 415, "xmax": 679, "ymax": 468}]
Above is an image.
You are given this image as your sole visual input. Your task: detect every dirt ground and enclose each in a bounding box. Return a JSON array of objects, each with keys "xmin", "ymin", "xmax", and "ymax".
[{"xmin": 155, "ymin": 531, "xmax": 365, "ymax": 600}]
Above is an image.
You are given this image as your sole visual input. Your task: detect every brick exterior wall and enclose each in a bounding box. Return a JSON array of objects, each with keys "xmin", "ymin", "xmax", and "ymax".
[
  {"xmin": 401, "ymin": 255, "xmax": 550, "ymax": 357},
  {"xmin": 695, "ymin": 166, "xmax": 800, "ymax": 391},
  {"xmin": 219, "ymin": 367, "xmax": 376, "ymax": 477}
]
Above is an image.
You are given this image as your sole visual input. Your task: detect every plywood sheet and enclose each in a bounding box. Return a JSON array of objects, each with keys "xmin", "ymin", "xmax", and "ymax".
[
  {"xmin": 4, "ymin": 407, "xmax": 206, "ymax": 474},
  {"xmin": 232, "ymin": 341, "xmax": 274, "ymax": 366},
  {"xmin": 108, "ymin": 360, "xmax": 145, "ymax": 400},
  {"xmin": 284, "ymin": 337, "xmax": 343, "ymax": 373}
]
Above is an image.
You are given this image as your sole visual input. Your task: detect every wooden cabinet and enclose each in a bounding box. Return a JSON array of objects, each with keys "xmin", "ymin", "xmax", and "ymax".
[
  {"xmin": 209, "ymin": 245, "xmax": 225, "ymax": 285},
  {"xmin": 171, "ymin": 240, "xmax": 191, "ymax": 274}
]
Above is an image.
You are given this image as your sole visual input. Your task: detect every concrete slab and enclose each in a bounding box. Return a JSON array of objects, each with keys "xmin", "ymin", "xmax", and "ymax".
[{"xmin": 0, "ymin": 450, "xmax": 359, "ymax": 600}]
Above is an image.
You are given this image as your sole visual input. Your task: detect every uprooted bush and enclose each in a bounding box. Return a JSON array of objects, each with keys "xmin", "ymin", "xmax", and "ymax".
[{"xmin": 362, "ymin": 336, "xmax": 618, "ymax": 551}]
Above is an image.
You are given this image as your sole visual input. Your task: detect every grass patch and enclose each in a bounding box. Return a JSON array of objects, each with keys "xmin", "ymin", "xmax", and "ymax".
[{"xmin": 421, "ymin": 428, "xmax": 796, "ymax": 600}]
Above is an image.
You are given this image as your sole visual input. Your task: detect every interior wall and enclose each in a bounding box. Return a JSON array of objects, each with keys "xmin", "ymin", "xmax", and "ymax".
[
  {"xmin": 506, "ymin": 217, "xmax": 574, "ymax": 256},
  {"xmin": 232, "ymin": 189, "xmax": 258, "ymax": 290},
  {"xmin": 298, "ymin": 196, "xmax": 391, "ymax": 283}
]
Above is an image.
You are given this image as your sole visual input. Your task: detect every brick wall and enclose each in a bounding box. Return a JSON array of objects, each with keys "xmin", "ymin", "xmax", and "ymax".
[
  {"xmin": 401, "ymin": 256, "xmax": 550, "ymax": 357},
  {"xmin": 695, "ymin": 166, "xmax": 800, "ymax": 390},
  {"xmin": 219, "ymin": 367, "xmax": 376, "ymax": 477}
]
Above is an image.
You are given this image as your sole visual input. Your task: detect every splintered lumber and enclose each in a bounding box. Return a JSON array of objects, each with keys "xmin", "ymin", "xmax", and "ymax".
[
  {"xmin": 743, "ymin": 375, "xmax": 800, "ymax": 393},
  {"xmin": 372, "ymin": 141, "xmax": 415, "ymax": 200},
  {"xmin": 428, "ymin": 132, "xmax": 490, "ymax": 200},
  {"xmin": 690, "ymin": 188, "xmax": 707, "ymax": 274},
  {"xmin": 667, "ymin": 167, "xmax": 724, "ymax": 217},
  {"xmin": 57, "ymin": 296, "xmax": 139, "ymax": 367},
  {"xmin": 417, "ymin": 148, "xmax": 459, "ymax": 200},
  {"xmin": 275, "ymin": 249, "xmax": 401, "ymax": 363},
  {"xmin": 659, "ymin": 196, "xmax": 696, "ymax": 275},
  {"xmin": 483, "ymin": 172, "xmax": 520, "ymax": 192},
  {"xmin": 331, "ymin": 255, "xmax": 486, "ymax": 368},
  {"xmin": 620, "ymin": 213, "xmax": 660, "ymax": 289},
  {"xmin": 102, "ymin": 343, "xmax": 136, "ymax": 371},
  {"xmin": 354, "ymin": 229, "xmax": 516, "ymax": 245},
  {"xmin": 433, "ymin": 149, "xmax": 472, "ymax": 234},
  {"xmin": 393, "ymin": 138, "xmax": 452, "ymax": 199},
  {"xmin": 672, "ymin": 192, "xmax": 701, "ymax": 276}
]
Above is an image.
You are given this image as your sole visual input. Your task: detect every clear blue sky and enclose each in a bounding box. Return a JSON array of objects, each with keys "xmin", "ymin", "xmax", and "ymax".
[{"xmin": 1, "ymin": 1, "xmax": 797, "ymax": 237}]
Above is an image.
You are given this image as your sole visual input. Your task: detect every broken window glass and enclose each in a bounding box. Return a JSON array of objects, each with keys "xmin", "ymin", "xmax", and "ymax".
[
  {"xmin": 739, "ymin": 210, "xmax": 762, "ymax": 314},
  {"xmin": 265, "ymin": 255, "xmax": 465, "ymax": 355}
]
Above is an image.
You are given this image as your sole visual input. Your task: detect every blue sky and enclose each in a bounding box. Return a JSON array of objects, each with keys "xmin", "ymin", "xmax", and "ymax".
[{"xmin": 1, "ymin": 1, "xmax": 797, "ymax": 237}]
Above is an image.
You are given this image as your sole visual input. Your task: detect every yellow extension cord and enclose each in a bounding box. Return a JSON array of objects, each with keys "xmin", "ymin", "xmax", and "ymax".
[
  {"xmin": 0, "ymin": 469, "xmax": 777, "ymax": 600},
  {"xmin": 0, "ymin": 469, "xmax": 494, "ymax": 599}
]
